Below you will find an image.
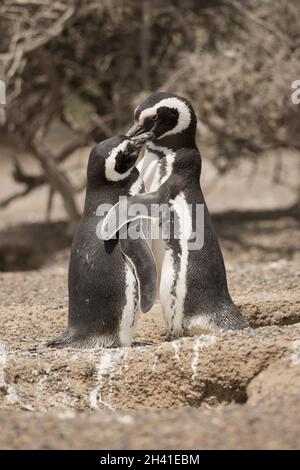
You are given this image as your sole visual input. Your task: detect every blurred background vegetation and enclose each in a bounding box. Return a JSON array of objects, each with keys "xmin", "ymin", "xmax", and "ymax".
[{"xmin": 0, "ymin": 0, "xmax": 299, "ymax": 235}]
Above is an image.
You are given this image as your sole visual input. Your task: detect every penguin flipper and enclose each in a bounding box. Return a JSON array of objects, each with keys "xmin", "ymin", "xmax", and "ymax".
[
  {"xmin": 101, "ymin": 190, "xmax": 168, "ymax": 241},
  {"xmin": 101, "ymin": 191, "xmax": 165, "ymax": 312},
  {"xmin": 120, "ymin": 221, "xmax": 157, "ymax": 313}
]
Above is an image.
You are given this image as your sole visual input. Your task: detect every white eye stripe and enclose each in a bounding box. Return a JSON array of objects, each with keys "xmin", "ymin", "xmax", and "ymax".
[
  {"xmin": 138, "ymin": 108, "xmax": 157, "ymax": 125},
  {"xmin": 105, "ymin": 140, "xmax": 132, "ymax": 182},
  {"xmin": 138, "ymin": 97, "xmax": 191, "ymax": 138}
]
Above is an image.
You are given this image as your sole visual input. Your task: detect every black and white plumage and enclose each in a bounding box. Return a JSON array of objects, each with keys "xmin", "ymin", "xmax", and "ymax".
[
  {"xmin": 102, "ymin": 146, "xmax": 248, "ymax": 336},
  {"xmin": 48, "ymin": 134, "xmax": 157, "ymax": 348},
  {"xmin": 127, "ymin": 92, "xmax": 197, "ymax": 191},
  {"xmin": 127, "ymin": 92, "xmax": 198, "ymax": 275},
  {"xmin": 121, "ymin": 92, "xmax": 249, "ymax": 335}
]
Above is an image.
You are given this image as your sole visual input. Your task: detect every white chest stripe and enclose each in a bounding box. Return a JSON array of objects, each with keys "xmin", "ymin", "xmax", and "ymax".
[
  {"xmin": 160, "ymin": 153, "xmax": 175, "ymax": 186},
  {"xmin": 138, "ymin": 147, "xmax": 159, "ymax": 191},
  {"xmin": 159, "ymin": 247, "xmax": 176, "ymax": 328},
  {"xmin": 119, "ymin": 263, "xmax": 139, "ymax": 346},
  {"xmin": 160, "ymin": 193, "xmax": 192, "ymax": 336},
  {"xmin": 173, "ymin": 193, "xmax": 192, "ymax": 332},
  {"xmin": 146, "ymin": 142, "xmax": 173, "ymax": 156},
  {"xmin": 140, "ymin": 144, "xmax": 175, "ymax": 192}
]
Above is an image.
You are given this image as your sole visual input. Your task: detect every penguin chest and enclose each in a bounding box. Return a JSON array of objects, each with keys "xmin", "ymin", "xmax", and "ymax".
[
  {"xmin": 137, "ymin": 148, "xmax": 159, "ymax": 191},
  {"xmin": 159, "ymin": 192, "xmax": 192, "ymax": 335},
  {"xmin": 119, "ymin": 258, "xmax": 140, "ymax": 346},
  {"xmin": 139, "ymin": 148, "xmax": 176, "ymax": 276},
  {"xmin": 138, "ymin": 146, "xmax": 175, "ymax": 191}
]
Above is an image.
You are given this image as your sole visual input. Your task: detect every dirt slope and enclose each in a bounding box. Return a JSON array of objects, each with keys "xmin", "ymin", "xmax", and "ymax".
[{"xmin": 0, "ymin": 149, "xmax": 299, "ymax": 449}]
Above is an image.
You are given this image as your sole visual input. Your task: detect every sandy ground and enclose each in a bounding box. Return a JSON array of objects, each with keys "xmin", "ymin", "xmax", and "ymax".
[{"xmin": 0, "ymin": 142, "xmax": 299, "ymax": 449}]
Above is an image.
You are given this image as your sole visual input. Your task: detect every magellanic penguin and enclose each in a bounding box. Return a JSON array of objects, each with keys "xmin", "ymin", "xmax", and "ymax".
[
  {"xmin": 47, "ymin": 134, "xmax": 157, "ymax": 348},
  {"xmin": 127, "ymin": 92, "xmax": 198, "ymax": 275},
  {"xmin": 127, "ymin": 92, "xmax": 197, "ymax": 192},
  {"xmin": 102, "ymin": 142, "xmax": 249, "ymax": 337}
]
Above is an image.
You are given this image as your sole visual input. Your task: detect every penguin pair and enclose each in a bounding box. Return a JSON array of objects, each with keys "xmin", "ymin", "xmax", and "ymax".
[
  {"xmin": 49, "ymin": 91, "xmax": 248, "ymax": 349},
  {"xmin": 103, "ymin": 92, "xmax": 248, "ymax": 337},
  {"xmin": 48, "ymin": 133, "xmax": 157, "ymax": 348}
]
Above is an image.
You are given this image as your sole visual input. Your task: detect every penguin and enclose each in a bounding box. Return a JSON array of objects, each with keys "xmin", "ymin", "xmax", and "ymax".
[
  {"xmin": 127, "ymin": 92, "xmax": 197, "ymax": 192},
  {"xmin": 126, "ymin": 92, "xmax": 198, "ymax": 275},
  {"xmin": 47, "ymin": 133, "xmax": 157, "ymax": 348},
  {"xmin": 102, "ymin": 142, "xmax": 249, "ymax": 337}
]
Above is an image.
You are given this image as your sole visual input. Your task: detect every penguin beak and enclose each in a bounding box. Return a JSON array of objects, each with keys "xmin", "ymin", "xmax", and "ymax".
[
  {"xmin": 129, "ymin": 131, "xmax": 154, "ymax": 149},
  {"xmin": 126, "ymin": 122, "xmax": 146, "ymax": 138}
]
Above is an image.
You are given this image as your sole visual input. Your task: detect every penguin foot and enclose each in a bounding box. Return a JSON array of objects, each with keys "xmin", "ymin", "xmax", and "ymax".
[
  {"xmin": 213, "ymin": 306, "xmax": 249, "ymax": 331},
  {"xmin": 165, "ymin": 333, "xmax": 181, "ymax": 342},
  {"xmin": 186, "ymin": 305, "xmax": 249, "ymax": 333},
  {"xmin": 46, "ymin": 334, "xmax": 72, "ymax": 349},
  {"xmin": 165, "ymin": 326, "xmax": 189, "ymax": 342},
  {"xmin": 165, "ymin": 334, "xmax": 175, "ymax": 342},
  {"xmin": 132, "ymin": 340, "xmax": 154, "ymax": 347},
  {"xmin": 47, "ymin": 331, "xmax": 122, "ymax": 349}
]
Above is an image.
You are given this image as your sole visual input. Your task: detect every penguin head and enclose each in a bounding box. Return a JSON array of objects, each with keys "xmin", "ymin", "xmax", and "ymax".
[
  {"xmin": 126, "ymin": 92, "xmax": 197, "ymax": 149},
  {"xmin": 87, "ymin": 133, "xmax": 150, "ymax": 186}
]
